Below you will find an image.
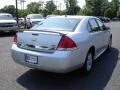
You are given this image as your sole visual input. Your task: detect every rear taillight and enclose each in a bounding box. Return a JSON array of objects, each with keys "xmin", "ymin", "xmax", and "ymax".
[
  {"xmin": 57, "ymin": 35, "xmax": 77, "ymax": 51},
  {"xmin": 13, "ymin": 33, "xmax": 17, "ymax": 44}
]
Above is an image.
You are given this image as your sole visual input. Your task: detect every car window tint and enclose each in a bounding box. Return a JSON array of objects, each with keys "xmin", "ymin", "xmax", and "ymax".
[
  {"xmin": 89, "ymin": 19, "xmax": 99, "ymax": 32},
  {"xmin": 96, "ymin": 19, "xmax": 105, "ymax": 30},
  {"xmin": 32, "ymin": 18, "xmax": 80, "ymax": 31}
]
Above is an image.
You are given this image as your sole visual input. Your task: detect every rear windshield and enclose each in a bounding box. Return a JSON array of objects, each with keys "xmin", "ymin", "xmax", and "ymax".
[
  {"xmin": 0, "ymin": 15, "xmax": 13, "ymax": 20},
  {"xmin": 31, "ymin": 18, "xmax": 80, "ymax": 31}
]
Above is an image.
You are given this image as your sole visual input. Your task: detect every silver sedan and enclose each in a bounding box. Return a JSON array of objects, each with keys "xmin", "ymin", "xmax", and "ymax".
[{"xmin": 11, "ymin": 16, "xmax": 112, "ymax": 74}]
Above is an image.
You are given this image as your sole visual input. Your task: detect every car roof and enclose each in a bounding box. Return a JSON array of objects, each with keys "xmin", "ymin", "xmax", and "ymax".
[
  {"xmin": 27, "ymin": 14, "xmax": 43, "ymax": 16},
  {"xmin": 49, "ymin": 15, "xmax": 96, "ymax": 20}
]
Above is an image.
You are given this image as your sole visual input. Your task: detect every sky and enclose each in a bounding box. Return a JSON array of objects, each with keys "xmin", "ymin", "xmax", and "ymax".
[{"xmin": 0, "ymin": 0, "xmax": 86, "ymax": 9}]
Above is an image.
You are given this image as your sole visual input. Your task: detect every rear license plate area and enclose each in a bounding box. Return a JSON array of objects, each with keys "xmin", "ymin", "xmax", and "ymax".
[{"xmin": 25, "ymin": 54, "xmax": 38, "ymax": 64}]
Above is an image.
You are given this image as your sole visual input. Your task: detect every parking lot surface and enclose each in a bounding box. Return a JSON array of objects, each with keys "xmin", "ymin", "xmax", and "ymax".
[{"xmin": 0, "ymin": 21, "xmax": 120, "ymax": 90}]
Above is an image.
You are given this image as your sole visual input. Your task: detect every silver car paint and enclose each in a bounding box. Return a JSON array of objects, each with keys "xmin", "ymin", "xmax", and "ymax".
[{"xmin": 11, "ymin": 16, "xmax": 112, "ymax": 73}]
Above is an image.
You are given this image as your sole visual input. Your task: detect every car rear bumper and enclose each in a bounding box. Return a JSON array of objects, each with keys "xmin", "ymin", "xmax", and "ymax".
[{"xmin": 11, "ymin": 44, "xmax": 85, "ymax": 73}]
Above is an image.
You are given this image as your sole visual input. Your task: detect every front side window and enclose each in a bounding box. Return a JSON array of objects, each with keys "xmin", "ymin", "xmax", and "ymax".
[
  {"xmin": 89, "ymin": 19, "xmax": 99, "ymax": 32},
  {"xmin": 32, "ymin": 18, "xmax": 81, "ymax": 31}
]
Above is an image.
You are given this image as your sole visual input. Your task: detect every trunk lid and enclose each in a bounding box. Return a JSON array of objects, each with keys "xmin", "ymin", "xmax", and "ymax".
[{"xmin": 17, "ymin": 30, "xmax": 68, "ymax": 53}]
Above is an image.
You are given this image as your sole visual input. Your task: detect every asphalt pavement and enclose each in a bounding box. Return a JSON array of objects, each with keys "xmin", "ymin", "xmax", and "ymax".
[{"xmin": 0, "ymin": 21, "xmax": 120, "ymax": 90}]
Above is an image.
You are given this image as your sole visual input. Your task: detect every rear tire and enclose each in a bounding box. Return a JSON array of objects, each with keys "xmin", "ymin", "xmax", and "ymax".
[{"xmin": 82, "ymin": 50, "xmax": 94, "ymax": 74}]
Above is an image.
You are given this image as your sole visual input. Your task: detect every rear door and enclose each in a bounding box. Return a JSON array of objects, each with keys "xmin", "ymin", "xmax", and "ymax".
[
  {"xmin": 95, "ymin": 19, "xmax": 110, "ymax": 48},
  {"xmin": 88, "ymin": 18, "xmax": 104, "ymax": 56}
]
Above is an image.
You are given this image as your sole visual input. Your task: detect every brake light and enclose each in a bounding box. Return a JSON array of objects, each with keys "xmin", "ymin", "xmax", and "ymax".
[
  {"xmin": 13, "ymin": 33, "xmax": 17, "ymax": 44},
  {"xmin": 57, "ymin": 35, "xmax": 77, "ymax": 50}
]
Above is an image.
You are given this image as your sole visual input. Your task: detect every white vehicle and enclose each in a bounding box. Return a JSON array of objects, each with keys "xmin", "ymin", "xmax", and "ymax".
[
  {"xmin": 26, "ymin": 14, "xmax": 44, "ymax": 28},
  {"xmin": 18, "ymin": 18, "xmax": 25, "ymax": 27},
  {"xmin": 11, "ymin": 16, "xmax": 112, "ymax": 74},
  {"xmin": 0, "ymin": 13, "xmax": 18, "ymax": 32},
  {"xmin": 46, "ymin": 15, "xmax": 59, "ymax": 19}
]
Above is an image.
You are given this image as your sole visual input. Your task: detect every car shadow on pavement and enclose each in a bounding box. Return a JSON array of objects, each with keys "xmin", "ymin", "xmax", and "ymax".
[
  {"xmin": 17, "ymin": 47, "xmax": 119, "ymax": 90},
  {"xmin": 0, "ymin": 32, "xmax": 16, "ymax": 37}
]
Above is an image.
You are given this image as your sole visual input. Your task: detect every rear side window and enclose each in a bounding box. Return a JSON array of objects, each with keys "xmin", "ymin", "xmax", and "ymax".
[
  {"xmin": 96, "ymin": 19, "xmax": 106, "ymax": 30},
  {"xmin": 89, "ymin": 19, "xmax": 99, "ymax": 32}
]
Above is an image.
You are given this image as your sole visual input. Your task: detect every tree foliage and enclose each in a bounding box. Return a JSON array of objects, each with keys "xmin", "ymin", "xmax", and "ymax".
[
  {"xmin": 104, "ymin": 8, "xmax": 114, "ymax": 19},
  {"xmin": 85, "ymin": 0, "xmax": 109, "ymax": 16},
  {"xmin": 60, "ymin": 10, "xmax": 67, "ymax": 15},
  {"xmin": 0, "ymin": 0, "xmax": 119, "ymax": 18},
  {"xmin": 111, "ymin": 0, "xmax": 119, "ymax": 12},
  {"xmin": 19, "ymin": 9, "xmax": 29, "ymax": 17},
  {"xmin": 117, "ymin": 10, "xmax": 120, "ymax": 17},
  {"xmin": 78, "ymin": 8, "xmax": 93, "ymax": 16},
  {"xmin": 27, "ymin": 2, "xmax": 43, "ymax": 14},
  {"xmin": 42, "ymin": 9, "xmax": 49, "ymax": 17},
  {"xmin": 65, "ymin": 0, "xmax": 80, "ymax": 15},
  {"xmin": 52, "ymin": 10, "xmax": 61, "ymax": 15},
  {"xmin": 45, "ymin": 0, "xmax": 57, "ymax": 14},
  {"xmin": 0, "ymin": 5, "xmax": 16, "ymax": 17}
]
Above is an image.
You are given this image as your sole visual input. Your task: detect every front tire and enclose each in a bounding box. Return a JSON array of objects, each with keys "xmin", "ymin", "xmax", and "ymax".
[{"xmin": 82, "ymin": 50, "xmax": 94, "ymax": 74}]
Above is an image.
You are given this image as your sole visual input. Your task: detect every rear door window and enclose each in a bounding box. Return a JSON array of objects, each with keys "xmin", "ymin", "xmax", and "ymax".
[
  {"xmin": 96, "ymin": 19, "xmax": 106, "ymax": 31},
  {"xmin": 89, "ymin": 19, "xmax": 100, "ymax": 32}
]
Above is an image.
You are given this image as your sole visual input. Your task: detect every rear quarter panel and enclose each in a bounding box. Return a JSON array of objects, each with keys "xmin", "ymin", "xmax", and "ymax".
[{"xmin": 66, "ymin": 32, "xmax": 90, "ymax": 67}]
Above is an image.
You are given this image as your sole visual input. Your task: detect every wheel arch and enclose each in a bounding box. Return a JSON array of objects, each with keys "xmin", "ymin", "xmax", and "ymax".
[
  {"xmin": 88, "ymin": 46, "xmax": 95, "ymax": 59},
  {"xmin": 110, "ymin": 34, "xmax": 112, "ymax": 39}
]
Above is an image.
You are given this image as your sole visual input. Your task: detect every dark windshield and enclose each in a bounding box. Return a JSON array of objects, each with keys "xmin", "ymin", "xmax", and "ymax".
[
  {"xmin": 0, "ymin": 15, "xmax": 13, "ymax": 20},
  {"xmin": 31, "ymin": 18, "xmax": 80, "ymax": 31}
]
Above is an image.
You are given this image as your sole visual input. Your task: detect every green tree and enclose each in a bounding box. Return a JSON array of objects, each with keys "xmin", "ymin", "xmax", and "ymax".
[
  {"xmin": 52, "ymin": 10, "xmax": 61, "ymax": 15},
  {"xmin": 104, "ymin": 8, "xmax": 114, "ymax": 19},
  {"xmin": 19, "ymin": 9, "xmax": 29, "ymax": 17},
  {"xmin": 0, "ymin": 5, "xmax": 16, "ymax": 16},
  {"xmin": 45, "ymin": 0, "xmax": 57, "ymax": 14},
  {"xmin": 42, "ymin": 9, "xmax": 49, "ymax": 17},
  {"xmin": 101, "ymin": 0, "xmax": 109, "ymax": 16},
  {"xmin": 117, "ymin": 10, "xmax": 120, "ymax": 17},
  {"xmin": 108, "ymin": 0, "xmax": 120, "ymax": 17},
  {"xmin": 85, "ymin": 0, "xmax": 109, "ymax": 16},
  {"xmin": 112, "ymin": 0, "xmax": 119, "ymax": 12},
  {"xmin": 0, "ymin": 9, "xmax": 3, "ymax": 13},
  {"xmin": 27, "ymin": 2, "xmax": 43, "ymax": 14},
  {"xmin": 65, "ymin": 0, "xmax": 80, "ymax": 15},
  {"xmin": 78, "ymin": 8, "xmax": 93, "ymax": 16},
  {"xmin": 108, "ymin": 0, "xmax": 119, "ymax": 17},
  {"xmin": 60, "ymin": 10, "xmax": 67, "ymax": 15}
]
